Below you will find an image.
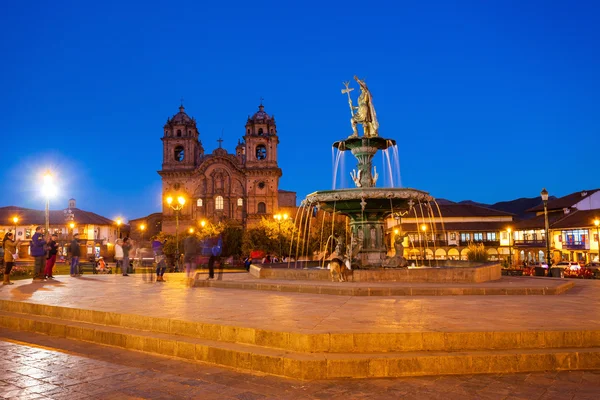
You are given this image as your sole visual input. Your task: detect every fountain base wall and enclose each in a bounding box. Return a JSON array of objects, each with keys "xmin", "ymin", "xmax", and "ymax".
[{"xmin": 250, "ymin": 263, "xmax": 501, "ymax": 283}]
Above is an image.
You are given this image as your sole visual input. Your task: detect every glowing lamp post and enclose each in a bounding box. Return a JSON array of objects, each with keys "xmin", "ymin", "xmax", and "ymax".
[
  {"xmin": 420, "ymin": 224, "xmax": 427, "ymax": 261},
  {"xmin": 12, "ymin": 216, "xmax": 18, "ymax": 235},
  {"xmin": 200, "ymin": 220, "xmax": 206, "ymax": 228},
  {"xmin": 166, "ymin": 195, "xmax": 186, "ymax": 262},
  {"xmin": 507, "ymin": 227, "xmax": 512, "ymax": 267},
  {"xmin": 541, "ymin": 188, "xmax": 551, "ymax": 272},
  {"xmin": 274, "ymin": 213, "xmax": 289, "ymax": 258},
  {"xmin": 594, "ymin": 219, "xmax": 600, "ymax": 262},
  {"xmin": 41, "ymin": 171, "xmax": 57, "ymax": 235},
  {"xmin": 116, "ymin": 218, "xmax": 122, "ymax": 239},
  {"xmin": 140, "ymin": 224, "xmax": 146, "ymax": 242},
  {"xmin": 189, "ymin": 227, "xmax": 194, "ymax": 234}
]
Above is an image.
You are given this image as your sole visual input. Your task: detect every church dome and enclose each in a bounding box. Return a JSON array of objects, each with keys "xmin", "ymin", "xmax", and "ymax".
[
  {"xmin": 166, "ymin": 105, "xmax": 195, "ymax": 126},
  {"xmin": 249, "ymin": 105, "xmax": 273, "ymax": 122}
]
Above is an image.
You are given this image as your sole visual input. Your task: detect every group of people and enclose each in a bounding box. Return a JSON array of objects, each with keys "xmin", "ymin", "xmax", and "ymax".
[
  {"xmin": 2, "ymin": 226, "xmax": 62, "ymax": 282},
  {"xmin": 2, "ymin": 227, "xmax": 227, "ymax": 284}
]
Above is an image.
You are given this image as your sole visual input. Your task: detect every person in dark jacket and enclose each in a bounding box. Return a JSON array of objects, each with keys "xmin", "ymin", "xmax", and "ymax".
[
  {"xmin": 30, "ymin": 226, "xmax": 46, "ymax": 281},
  {"xmin": 69, "ymin": 233, "xmax": 81, "ymax": 277}
]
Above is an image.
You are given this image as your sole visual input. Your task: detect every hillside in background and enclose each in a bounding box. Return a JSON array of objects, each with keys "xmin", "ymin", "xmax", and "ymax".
[{"xmin": 434, "ymin": 196, "xmax": 558, "ymax": 220}]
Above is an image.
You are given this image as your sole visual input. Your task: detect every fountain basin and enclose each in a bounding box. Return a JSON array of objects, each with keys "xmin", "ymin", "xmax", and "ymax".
[{"xmin": 250, "ymin": 262, "xmax": 501, "ymax": 283}]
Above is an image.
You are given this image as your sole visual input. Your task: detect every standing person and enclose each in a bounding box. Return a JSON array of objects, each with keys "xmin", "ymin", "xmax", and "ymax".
[
  {"xmin": 44, "ymin": 234, "xmax": 59, "ymax": 279},
  {"xmin": 69, "ymin": 233, "xmax": 81, "ymax": 277},
  {"xmin": 114, "ymin": 239, "xmax": 123, "ymax": 274},
  {"xmin": 206, "ymin": 255, "xmax": 216, "ymax": 280},
  {"xmin": 243, "ymin": 255, "xmax": 252, "ymax": 271},
  {"xmin": 30, "ymin": 227, "xmax": 46, "ymax": 281},
  {"xmin": 3, "ymin": 232, "xmax": 20, "ymax": 285},
  {"xmin": 183, "ymin": 234, "xmax": 199, "ymax": 283},
  {"xmin": 152, "ymin": 239, "xmax": 168, "ymax": 282},
  {"xmin": 121, "ymin": 237, "xmax": 132, "ymax": 276}
]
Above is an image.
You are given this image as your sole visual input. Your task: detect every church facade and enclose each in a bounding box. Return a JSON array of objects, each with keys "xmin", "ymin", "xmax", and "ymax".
[{"xmin": 158, "ymin": 103, "xmax": 296, "ymax": 234}]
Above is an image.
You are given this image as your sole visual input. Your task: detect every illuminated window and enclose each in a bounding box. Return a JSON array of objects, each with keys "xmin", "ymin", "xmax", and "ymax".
[
  {"xmin": 215, "ymin": 196, "xmax": 224, "ymax": 210},
  {"xmin": 450, "ymin": 233, "xmax": 456, "ymax": 240},
  {"xmin": 258, "ymin": 202, "xmax": 266, "ymax": 214},
  {"xmin": 197, "ymin": 199, "xmax": 203, "ymax": 207},
  {"xmin": 237, "ymin": 198, "xmax": 243, "ymax": 206},
  {"xmin": 473, "ymin": 233, "xmax": 483, "ymax": 241}
]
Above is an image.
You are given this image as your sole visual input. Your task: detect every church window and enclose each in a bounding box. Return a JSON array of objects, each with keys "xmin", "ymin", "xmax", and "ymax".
[
  {"xmin": 237, "ymin": 198, "xmax": 243, "ymax": 206},
  {"xmin": 174, "ymin": 146, "xmax": 185, "ymax": 162},
  {"xmin": 271, "ymin": 128, "xmax": 274, "ymax": 133},
  {"xmin": 258, "ymin": 128, "xmax": 263, "ymax": 135},
  {"xmin": 215, "ymin": 196, "xmax": 224, "ymax": 210},
  {"xmin": 197, "ymin": 199, "xmax": 203, "ymax": 207},
  {"xmin": 177, "ymin": 129, "xmax": 182, "ymax": 137},
  {"xmin": 256, "ymin": 145, "xmax": 267, "ymax": 160},
  {"xmin": 258, "ymin": 181, "xmax": 265, "ymax": 189},
  {"xmin": 247, "ymin": 129, "xmax": 250, "ymax": 134},
  {"xmin": 258, "ymin": 202, "xmax": 266, "ymax": 214},
  {"xmin": 165, "ymin": 130, "xmax": 169, "ymax": 136}
]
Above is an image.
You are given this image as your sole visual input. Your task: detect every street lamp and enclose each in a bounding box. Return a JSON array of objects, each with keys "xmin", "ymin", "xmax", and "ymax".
[
  {"xmin": 166, "ymin": 195, "xmax": 186, "ymax": 262},
  {"xmin": 140, "ymin": 224, "xmax": 146, "ymax": 242},
  {"xmin": 116, "ymin": 218, "xmax": 122, "ymax": 239},
  {"xmin": 507, "ymin": 227, "xmax": 512, "ymax": 267},
  {"xmin": 274, "ymin": 213, "xmax": 289, "ymax": 258},
  {"xmin": 200, "ymin": 220, "xmax": 206, "ymax": 228},
  {"xmin": 189, "ymin": 227, "xmax": 194, "ymax": 234},
  {"xmin": 41, "ymin": 170, "xmax": 56, "ymax": 235},
  {"xmin": 420, "ymin": 224, "xmax": 427, "ymax": 262},
  {"xmin": 541, "ymin": 188, "xmax": 551, "ymax": 273},
  {"xmin": 12, "ymin": 216, "xmax": 18, "ymax": 235},
  {"xmin": 594, "ymin": 219, "xmax": 600, "ymax": 262}
]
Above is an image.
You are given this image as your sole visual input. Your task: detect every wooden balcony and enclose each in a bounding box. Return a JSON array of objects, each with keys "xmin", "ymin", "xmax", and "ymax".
[{"xmin": 513, "ymin": 239, "xmax": 546, "ymax": 247}]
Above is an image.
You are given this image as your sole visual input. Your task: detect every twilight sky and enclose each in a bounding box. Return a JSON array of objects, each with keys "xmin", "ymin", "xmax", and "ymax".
[{"xmin": 1, "ymin": 0, "xmax": 599, "ymax": 222}]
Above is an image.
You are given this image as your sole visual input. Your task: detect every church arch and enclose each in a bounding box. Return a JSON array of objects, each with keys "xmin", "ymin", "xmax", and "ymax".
[{"xmin": 174, "ymin": 146, "xmax": 184, "ymax": 162}]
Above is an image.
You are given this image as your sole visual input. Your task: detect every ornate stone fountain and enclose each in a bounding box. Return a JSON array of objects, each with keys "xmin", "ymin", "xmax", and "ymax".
[{"xmin": 305, "ymin": 76, "xmax": 433, "ymax": 268}]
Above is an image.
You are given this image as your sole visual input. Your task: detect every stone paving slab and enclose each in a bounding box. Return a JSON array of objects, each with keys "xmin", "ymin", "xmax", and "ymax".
[
  {"xmin": 0, "ymin": 274, "xmax": 598, "ymax": 334},
  {"xmin": 1, "ymin": 330, "xmax": 599, "ymax": 399}
]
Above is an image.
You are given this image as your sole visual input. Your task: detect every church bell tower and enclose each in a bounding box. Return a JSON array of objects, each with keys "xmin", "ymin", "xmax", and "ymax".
[
  {"xmin": 161, "ymin": 105, "xmax": 203, "ymax": 170},
  {"xmin": 243, "ymin": 103, "xmax": 282, "ymax": 224}
]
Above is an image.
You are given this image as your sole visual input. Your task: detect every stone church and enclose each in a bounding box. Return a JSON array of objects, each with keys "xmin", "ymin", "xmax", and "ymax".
[{"xmin": 158, "ymin": 103, "xmax": 296, "ymax": 233}]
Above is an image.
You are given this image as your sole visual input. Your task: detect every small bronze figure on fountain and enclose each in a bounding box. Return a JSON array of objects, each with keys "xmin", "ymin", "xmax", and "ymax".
[{"xmin": 342, "ymin": 76, "xmax": 379, "ymax": 138}]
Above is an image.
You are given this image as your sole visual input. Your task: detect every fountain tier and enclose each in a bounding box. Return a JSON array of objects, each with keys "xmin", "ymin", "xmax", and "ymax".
[{"xmin": 306, "ymin": 187, "xmax": 432, "ymax": 267}]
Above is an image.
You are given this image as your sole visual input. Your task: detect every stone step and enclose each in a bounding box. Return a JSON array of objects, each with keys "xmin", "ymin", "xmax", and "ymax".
[
  {"xmin": 1, "ymin": 299, "xmax": 599, "ymax": 354},
  {"xmin": 1, "ymin": 309, "xmax": 600, "ymax": 380},
  {"xmin": 193, "ymin": 277, "xmax": 575, "ymax": 296}
]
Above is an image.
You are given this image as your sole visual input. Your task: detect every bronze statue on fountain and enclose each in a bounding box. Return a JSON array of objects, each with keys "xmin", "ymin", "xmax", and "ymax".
[{"xmin": 305, "ymin": 76, "xmax": 432, "ymax": 269}]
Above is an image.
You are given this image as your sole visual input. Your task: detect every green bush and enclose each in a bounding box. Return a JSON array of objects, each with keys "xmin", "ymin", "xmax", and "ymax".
[{"xmin": 466, "ymin": 243, "xmax": 489, "ymax": 262}]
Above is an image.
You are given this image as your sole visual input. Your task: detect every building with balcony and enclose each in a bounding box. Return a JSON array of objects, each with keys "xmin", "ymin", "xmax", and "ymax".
[
  {"xmin": 388, "ymin": 204, "xmax": 515, "ymax": 261},
  {"xmin": 0, "ymin": 199, "xmax": 121, "ymax": 260},
  {"xmin": 523, "ymin": 189, "xmax": 600, "ymax": 264}
]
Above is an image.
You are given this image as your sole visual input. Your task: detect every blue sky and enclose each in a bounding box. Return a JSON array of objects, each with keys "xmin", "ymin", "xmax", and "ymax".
[{"xmin": 1, "ymin": 0, "xmax": 599, "ymax": 221}]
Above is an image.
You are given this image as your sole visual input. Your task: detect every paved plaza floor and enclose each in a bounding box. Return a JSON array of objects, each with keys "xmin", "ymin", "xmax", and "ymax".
[
  {"xmin": 1, "ymin": 329, "xmax": 599, "ymax": 400},
  {"xmin": 0, "ymin": 273, "xmax": 598, "ymax": 333}
]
